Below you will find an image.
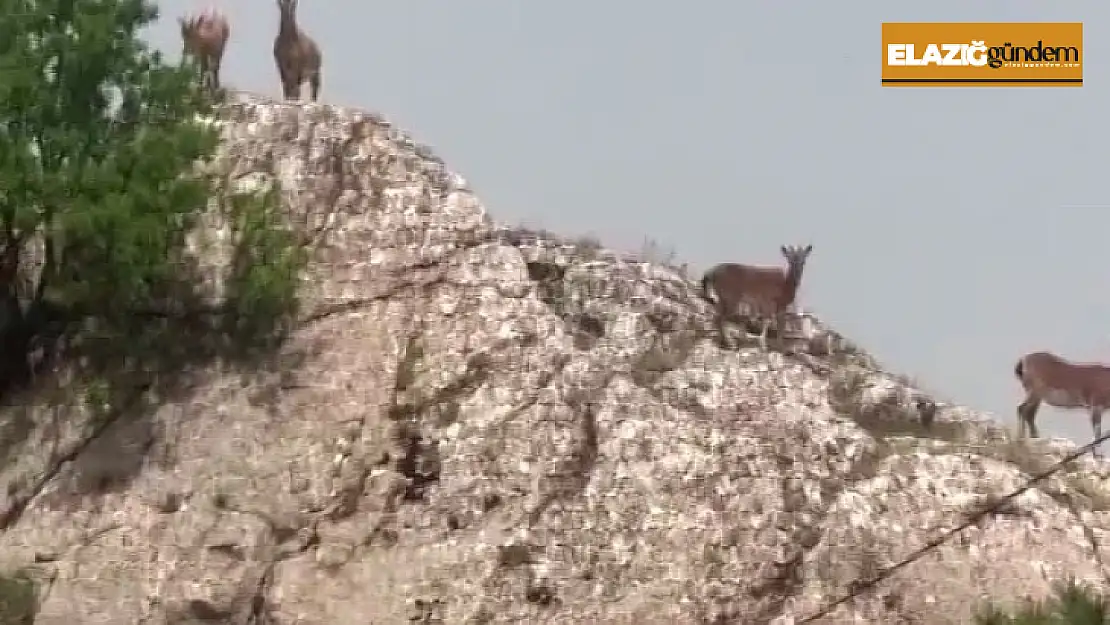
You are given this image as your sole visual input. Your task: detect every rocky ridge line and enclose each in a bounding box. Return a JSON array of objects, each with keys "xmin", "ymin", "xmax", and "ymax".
[{"xmin": 0, "ymin": 92, "xmax": 1106, "ymax": 624}]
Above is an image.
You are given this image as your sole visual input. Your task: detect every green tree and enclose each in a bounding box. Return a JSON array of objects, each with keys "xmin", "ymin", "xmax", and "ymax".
[
  {"xmin": 0, "ymin": 0, "xmax": 301, "ymax": 399},
  {"xmin": 976, "ymin": 578, "xmax": 1110, "ymax": 625}
]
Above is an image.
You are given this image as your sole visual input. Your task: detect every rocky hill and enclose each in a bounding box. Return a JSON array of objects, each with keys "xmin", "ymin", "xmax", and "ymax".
[{"xmin": 1, "ymin": 93, "xmax": 1109, "ymax": 624}]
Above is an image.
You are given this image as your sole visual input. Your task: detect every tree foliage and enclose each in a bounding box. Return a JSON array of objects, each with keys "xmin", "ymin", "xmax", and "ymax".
[
  {"xmin": 976, "ymin": 578, "xmax": 1110, "ymax": 625},
  {"xmin": 0, "ymin": 0, "xmax": 302, "ymax": 398}
]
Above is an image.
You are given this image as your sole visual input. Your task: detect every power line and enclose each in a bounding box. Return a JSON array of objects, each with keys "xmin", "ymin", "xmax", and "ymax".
[{"xmin": 798, "ymin": 431, "xmax": 1110, "ymax": 624}]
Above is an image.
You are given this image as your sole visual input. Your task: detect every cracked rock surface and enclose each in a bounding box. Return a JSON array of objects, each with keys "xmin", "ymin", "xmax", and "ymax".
[{"xmin": 2, "ymin": 92, "xmax": 1110, "ymax": 624}]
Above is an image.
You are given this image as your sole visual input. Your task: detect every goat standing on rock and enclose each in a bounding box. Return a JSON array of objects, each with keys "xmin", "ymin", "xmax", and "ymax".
[
  {"xmin": 273, "ymin": 0, "xmax": 322, "ymax": 102},
  {"xmin": 179, "ymin": 8, "xmax": 230, "ymax": 94},
  {"xmin": 701, "ymin": 244, "xmax": 812, "ymax": 350},
  {"xmin": 1014, "ymin": 351, "xmax": 1110, "ymax": 458}
]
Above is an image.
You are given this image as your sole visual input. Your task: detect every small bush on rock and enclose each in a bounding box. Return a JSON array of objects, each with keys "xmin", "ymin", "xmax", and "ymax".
[
  {"xmin": 0, "ymin": 571, "xmax": 37, "ymax": 624},
  {"xmin": 976, "ymin": 578, "xmax": 1110, "ymax": 624}
]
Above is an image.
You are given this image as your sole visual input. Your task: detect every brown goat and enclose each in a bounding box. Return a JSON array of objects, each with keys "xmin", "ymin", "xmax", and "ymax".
[
  {"xmin": 273, "ymin": 0, "xmax": 322, "ymax": 101},
  {"xmin": 179, "ymin": 8, "xmax": 230, "ymax": 93},
  {"xmin": 1015, "ymin": 350, "xmax": 1110, "ymax": 457},
  {"xmin": 700, "ymin": 244, "xmax": 812, "ymax": 350}
]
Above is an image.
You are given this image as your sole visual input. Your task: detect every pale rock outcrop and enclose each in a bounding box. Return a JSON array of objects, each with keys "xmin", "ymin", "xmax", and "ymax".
[{"xmin": 0, "ymin": 92, "xmax": 1108, "ymax": 624}]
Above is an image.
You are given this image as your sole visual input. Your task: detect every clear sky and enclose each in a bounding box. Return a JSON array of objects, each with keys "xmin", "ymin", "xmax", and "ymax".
[{"xmin": 150, "ymin": 1, "xmax": 1105, "ymax": 445}]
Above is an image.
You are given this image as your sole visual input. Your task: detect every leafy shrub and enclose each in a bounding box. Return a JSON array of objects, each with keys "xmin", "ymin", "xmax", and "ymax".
[
  {"xmin": 0, "ymin": 571, "xmax": 36, "ymax": 624},
  {"xmin": 976, "ymin": 578, "xmax": 1110, "ymax": 624}
]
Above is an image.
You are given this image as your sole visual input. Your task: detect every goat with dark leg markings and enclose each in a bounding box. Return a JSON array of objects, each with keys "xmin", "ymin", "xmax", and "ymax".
[
  {"xmin": 179, "ymin": 8, "xmax": 230, "ymax": 94},
  {"xmin": 1014, "ymin": 350, "xmax": 1110, "ymax": 458},
  {"xmin": 700, "ymin": 244, "xmax": 812, "ymax": 350},
  {"xmin": 273, "ymin": 0, "xmax": 323, "ymax": 102}
]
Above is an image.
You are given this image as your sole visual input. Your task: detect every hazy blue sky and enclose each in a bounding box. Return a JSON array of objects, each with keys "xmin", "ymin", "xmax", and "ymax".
[{"xmin": 151, "ymin": 1, "xmax": 1105, "ymax": 445}]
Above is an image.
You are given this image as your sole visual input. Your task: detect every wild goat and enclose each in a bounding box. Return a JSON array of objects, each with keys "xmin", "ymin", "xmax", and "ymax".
[
  {"xmin": 1014, "ymin": 351, "xmax": 1110, "ymax": 458},
  {"xmin": 273, "ymin": 0, "xmax": 322, "ymax": 101},
  {"xmin": 700, "ymin": 244, "xmax": 812, "ymax": 350},
  {"xmin": 179, "ymin": 8, "xmax": 230, "ymax": 93}
]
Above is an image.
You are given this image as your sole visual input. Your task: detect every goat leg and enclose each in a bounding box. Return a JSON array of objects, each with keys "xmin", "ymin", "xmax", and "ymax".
[
  {"xmin": 1017, "ymin": 396, "xmax": 1040, "ymax": 439},
  {"xmin": 211, "ymin": 57, "xmax": 222, "ymax": 91},
  {"xmin": 1092, "ymin": 407, "xmax": 1104, "ymax": 458},
  {"xmin": 278, "ymin": 68, "xmax": 295, "ymax": 100},
  {"xmin": 714, "ymin": 309, "xmax": 732, "ymax": 350},
  {"xmin": 757, "ymin": 317, "xmax": 770, "ymax": 351}
]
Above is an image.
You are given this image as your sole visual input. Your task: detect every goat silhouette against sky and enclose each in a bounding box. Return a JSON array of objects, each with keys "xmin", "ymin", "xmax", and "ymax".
[
  {"xmin": 701, "ymin": 244, "xmax": 812, "ymax": 350},
  {"xmin": 179, "ymin": 7, "xmax": 230, "ymax": 94},
  {"xmin": 1015, "ymin": 351, "xmax": 1110, "ymax": 458},
  {"xmin": 273, "ymin": 0, "xmax": 322, "ymax": 102}
]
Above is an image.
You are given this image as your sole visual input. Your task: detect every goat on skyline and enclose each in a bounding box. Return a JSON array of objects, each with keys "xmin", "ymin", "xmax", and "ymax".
[
  {"xmin": 179, "ymin": 7, "xmax": 230, "ymax": 94},
  {"xmin": 273, "ymin": 0, "xmax": 322, "ymax": 102},
  {"xmin": 1014, "ymin": 350, "xmax": 1110, "ymax": 458},
  {"xmin": 700, "ymin": 244, "xmax": 813, "ymax": 350}
]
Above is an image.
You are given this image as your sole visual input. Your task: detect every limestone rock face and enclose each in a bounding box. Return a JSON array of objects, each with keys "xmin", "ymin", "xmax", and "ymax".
[{"xmin": 1, "ymin": 92, "xmax": 1108, "ymax": 624}]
